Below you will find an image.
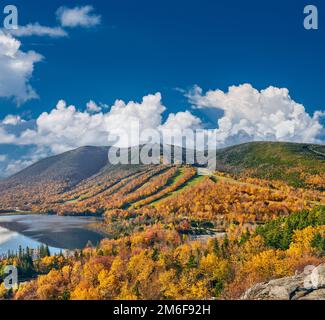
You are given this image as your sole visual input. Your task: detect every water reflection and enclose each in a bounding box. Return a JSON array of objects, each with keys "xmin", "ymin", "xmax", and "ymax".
[
  {"xmin": 0, "ymin": 215, "xmax": 105, "ymax": 255},
  {"xmin": 0, "ymin": 226, "xmax": 61, "ymax": 255}
]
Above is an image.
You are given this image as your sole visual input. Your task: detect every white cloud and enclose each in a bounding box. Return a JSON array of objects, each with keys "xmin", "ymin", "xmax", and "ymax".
[
  {"xmin": 17, "ymin": 100, "xmax": 106, "ymax": 153},
  {"xmin": 1, "ymin": 87, "xmax": 323, "ymax": 176},
  {"xmin": 6, "ymin": 93, "xmax": 200, "ymax": 153},
  {"xmin": 188, "ymin": 84, "xmax": 324, "ymax": 146},
  {"xmin": 0, "ymin": 31, "xmax": 43, "ymax": 103},
  {"xmin": 86, "ymin": 100, "xmax": 102, "ymax": 113},
  {"xmin": 158, "ymin": 111, "xmax": 203, "ymax": 149},
  {"xmin": 0, "ymin": 155, "xmax": 6, "ymax": 161},
  {"xmin": 56, "ymin": 5, "xmax": 101, "ymax": 28},
  {"xmin": 0, "ymin": 127, "xmax": 15, "ymax": 143},
  {"xmin": 5, "ymin": 159, "xmax": 34, "ymax": 176},
  {"xmin": 0, "ymin": 6, "xmax": 102, "ymax": 105},
  {"xmin": 9, "ymin": 23, "xmax": 68, "ymax": 38},
  {"xmin": 2, "ymin": 115, "xmax": 25, "ymax": 125},
  {"xmin": 0, "ymin": 146, "xmax": 49, "ymax": 177},
  {"xmin": 160, "ymin": 111, "xmax": 201, "ymax": 131},
  {"xmin": 19, "ymin": 94, "xmax": 167, "ymax": 152}
]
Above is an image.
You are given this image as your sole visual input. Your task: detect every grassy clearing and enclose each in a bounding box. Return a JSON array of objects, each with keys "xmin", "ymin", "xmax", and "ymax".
[
  {"xmin": 64, "ymin": 198, "xmax": 79, "ymax": 204},
  {"xmin": 213, "ymin": 174, "xmax": 254, "ymax": 187},
  {"xmin": 151, "ymin": 174, "xmax": 206, "ymax": 206}
]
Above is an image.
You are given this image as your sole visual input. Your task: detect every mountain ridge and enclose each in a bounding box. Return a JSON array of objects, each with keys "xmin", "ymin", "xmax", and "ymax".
[
  {"xmin": 0, "ymin": 141, "xmax": 323, "ymax": 212},
  {"xmin": 2, "ymin": 141, "xmax": 324, "ymax": 185}
]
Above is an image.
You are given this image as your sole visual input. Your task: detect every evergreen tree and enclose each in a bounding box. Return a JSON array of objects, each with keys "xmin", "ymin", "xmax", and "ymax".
[
  {"xmin": 186, "ymin": 255, "xmax": 197, "ymax": 269},
  {"xmin": 213, "ymin": 239, "xmax": 220, "ymax": 256},
  {"xmin": 221, "ymin": 236, "xmax": 230, "ymax": 258}
]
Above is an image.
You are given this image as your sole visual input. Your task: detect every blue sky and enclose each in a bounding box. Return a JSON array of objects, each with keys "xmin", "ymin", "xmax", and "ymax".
[{"xmin": 0, "ymin": 0, "xmax": 324, "ymax": 176}]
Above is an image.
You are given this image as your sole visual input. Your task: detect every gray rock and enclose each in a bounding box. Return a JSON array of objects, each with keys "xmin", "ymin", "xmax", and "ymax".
[
  {"xmin": 300, "ymin": 289, "xmax": 325, "ymax": 300},
  {"xmin": 241, "ymin": 264, "xmax": 325, "ymax": 300}
]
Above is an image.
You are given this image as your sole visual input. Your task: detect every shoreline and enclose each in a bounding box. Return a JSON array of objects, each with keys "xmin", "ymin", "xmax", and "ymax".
[
  {"xmin": 0, "ymin": 214, "xmax": 110, "ymax": 251},
  {"xmin": 0, "ymin": 210, "xmax": 36, "ymax": 216}
]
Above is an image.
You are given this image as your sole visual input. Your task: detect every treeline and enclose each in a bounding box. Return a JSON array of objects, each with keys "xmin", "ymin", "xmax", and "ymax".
[
  {"xmin": 256, "ymin": 206, "xmax": 325, "ymax": 250},
  {"xmin": 0, "ymin": 244, "xmax": 65, "ymax": 295}
]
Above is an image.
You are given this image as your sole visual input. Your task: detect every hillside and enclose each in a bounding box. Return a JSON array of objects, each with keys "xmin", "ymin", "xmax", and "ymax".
[
  {"xmin": 0, "ymin": 141, "xmax": 323, "ymax": 212},
  {"xmin": 214, "ymin": 142, "xmax": 325, "ymax": 188},
  {"xmin": 2, "ymin": 146, "xmax": 109, "ymax": 188}
]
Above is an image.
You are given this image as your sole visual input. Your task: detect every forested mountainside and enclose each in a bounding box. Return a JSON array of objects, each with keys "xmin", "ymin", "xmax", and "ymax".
[
  {"xmin": 0, "ymin": 142, "xmax": 323, "ymax": 213},
  {"xmin": 214, "ymin": 142, "xmax": 325, "ymax": 188}
]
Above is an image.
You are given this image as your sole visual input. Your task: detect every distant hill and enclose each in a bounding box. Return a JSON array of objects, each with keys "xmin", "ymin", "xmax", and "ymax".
[
  {"xmin": 6, "ymin": 146, "xmax": 109, "ymax": 187},
  {"xmin": 3, "ymin": 141, "xmax": 325, "ymax": 182},
  {"xmin": 2, "ymin": 141, "xmax": 324, "ymax": 188},
  {"xmin": 0, "ymin": 144, "xmax": 199, "ymax": 211},
  {"xmin": 213, "ymin": 142, "xmax": 325, "ymax": 187}
]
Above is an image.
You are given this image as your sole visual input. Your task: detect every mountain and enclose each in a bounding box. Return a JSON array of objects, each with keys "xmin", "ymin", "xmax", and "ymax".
[
  {"xmin": 0, "ymin": 144, "xmax": 198, "ymax": 212},
  {"xmin": 6, "ymin": 141, "xmax": 324, "ymax": 186},
  {"xmin": 2, "ymin": 144, "xmax": 201, "ymax": 187},
  {"xmin": 7, "ymin": 146, "xmax": 109, "ymax": 186},
  {"xmin": 213, "ymin": 142, "xmax": 325, "ymax": 187},
  {"xmin": 0, "ymin": 141, "xmax": 323, "ymax": 212},
  {"xmin": 215, "ymin": 141, "xmax": 325, "ymax": 168},
  {"xmin": 1, "ymin": 141, "xmax": 324, "ymax": 189}
]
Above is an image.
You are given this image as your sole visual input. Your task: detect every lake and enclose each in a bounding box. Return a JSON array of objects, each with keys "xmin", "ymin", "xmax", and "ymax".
[{"xmin": 0, "ymin": 214, "xmax": 105, "ymax": 256}]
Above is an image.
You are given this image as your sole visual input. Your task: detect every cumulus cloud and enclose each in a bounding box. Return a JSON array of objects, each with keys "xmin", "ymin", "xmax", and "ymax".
[
  {"xmin": 6, "ymin": 94, "xmax": 200, "ymax": 153},
  {"xmin": 0, "ymin": 145, "xmax": 49, "ymax": 177},
  {"xmin": 18, "ymin": 99, "xmax": 108, "ymax": 153},
  {"xmin": 1, "ymin": 87, "xmax": 324, "ymax": 175},
  {"xmin": 9, "ymin": 23, "xmax": 68, "ymax": 38},
  {"xmin": 56, "ymin": 6, "xmax": 101, "ymax": 28},
  {"xmin": 0, "ymin": 127, "xmax": 15, "ymax": 144},
  {"xmin": 105, "ymin": 93, "xmax": 166, "ymax": 146},
  {"xmin": 2, "ymin": 115, "xmax": 25, "ymax": 125},
  {"xmin": 0, "ymin": 31, "xmax": 43, "ymax": 103},
  {"xmin": 160, "ymin": 111, "xmax": 202, "ymax": 131},
  {"xmin": 0, "ymin": 6, "xmax": 103, "ymax": 105},
  {"xmin": 86, "ymin": 100, "xmax": 102, "ymax": 113},
  {"xmin": 157, "ymin": 111, "xmax": 203, "ymax": 149},
  {"xmin": 188, "ymin": 84, "xmax": 325, "ymax": 146},
  {"xmin": 5, "ymin": 159, "xmax": 34, "ymax": 176},
  {"xmin": 2, "ymin": 87, "xmax": 324, "ymax": 153}
]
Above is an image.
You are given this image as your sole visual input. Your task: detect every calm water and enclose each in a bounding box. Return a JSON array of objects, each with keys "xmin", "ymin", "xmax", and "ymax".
[{"xmin": 0, "ymin": 214, "xmax": 105, "ymax": 256}]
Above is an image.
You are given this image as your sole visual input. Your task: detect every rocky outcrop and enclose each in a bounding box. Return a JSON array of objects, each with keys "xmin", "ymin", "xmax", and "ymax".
[{"xmin": 241, "ymin": 264, "xmax": 325, "ymax": 300}]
